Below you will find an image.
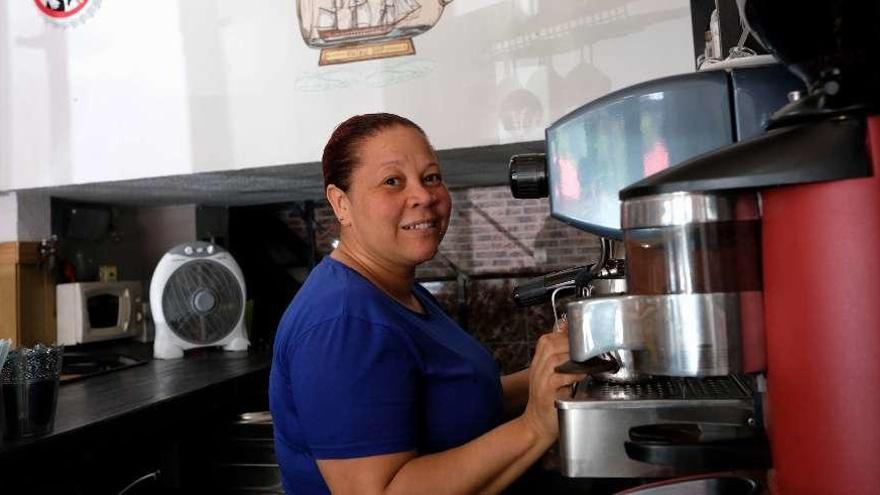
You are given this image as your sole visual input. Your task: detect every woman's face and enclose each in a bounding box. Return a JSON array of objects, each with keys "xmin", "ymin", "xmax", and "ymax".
[{"xmin": 330, "ymin": 125, "xmax": 452, "ymax": 269}]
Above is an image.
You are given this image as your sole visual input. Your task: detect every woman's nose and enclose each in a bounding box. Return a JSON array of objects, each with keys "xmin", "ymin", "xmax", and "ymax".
[{"xmin": 407, "ymin": 181, "xmax": 435, "ymax": 207}]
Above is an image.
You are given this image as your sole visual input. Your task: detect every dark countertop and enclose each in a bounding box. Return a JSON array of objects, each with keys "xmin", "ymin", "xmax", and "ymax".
[{"xmin": 0, "ymin": 346, "xmax": 272, "ymax": 458}]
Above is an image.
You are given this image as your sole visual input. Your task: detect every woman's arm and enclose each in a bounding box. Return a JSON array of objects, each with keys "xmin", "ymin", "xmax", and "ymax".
[
  {"xmin": 316, "ymin": 324, "xmax": 582, "ymax": 495},
  {"xmin": 318, "ymin": 415, "xmax": 549, "ymax": 495},
  {"xmin": 500, "ymin": 368, "xmax": 530, "ymax": 418}
]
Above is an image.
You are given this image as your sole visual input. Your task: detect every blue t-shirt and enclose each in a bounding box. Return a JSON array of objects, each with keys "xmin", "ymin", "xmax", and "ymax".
[{"xmin": 269, "ymin": 257, "xmax": 503, "ymax": 494}]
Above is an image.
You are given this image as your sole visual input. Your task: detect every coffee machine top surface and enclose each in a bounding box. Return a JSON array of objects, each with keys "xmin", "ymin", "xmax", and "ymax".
[
  {"xmin": 544, "ymin": 65, "xmax": 800, "ymax": 239},
  {"xmin": 544, "ymin": 71, "xmax": 732, "ymax": 240}
]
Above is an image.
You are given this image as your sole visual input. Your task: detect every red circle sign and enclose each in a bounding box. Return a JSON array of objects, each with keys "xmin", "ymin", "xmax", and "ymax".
[{"xmin": 33, "ymin": 0, "xmax": 90, "ymax": 19}]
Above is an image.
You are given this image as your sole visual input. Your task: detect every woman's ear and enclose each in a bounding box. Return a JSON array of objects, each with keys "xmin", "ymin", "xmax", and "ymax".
[{"xmin": 326, "ymin": 185, "xmax": 351, "ymax": 227}]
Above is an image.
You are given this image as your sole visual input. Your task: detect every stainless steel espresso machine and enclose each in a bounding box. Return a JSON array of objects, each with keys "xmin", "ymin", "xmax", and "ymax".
[{"xmin": 508, "ymin": 2, "xmax": 880, "ymax": 493}]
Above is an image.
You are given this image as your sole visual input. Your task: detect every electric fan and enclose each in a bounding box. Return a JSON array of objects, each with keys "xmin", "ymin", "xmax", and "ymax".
[{"xmin": 151, "ymin": 241, "xmax": 249, "ymax": 359}]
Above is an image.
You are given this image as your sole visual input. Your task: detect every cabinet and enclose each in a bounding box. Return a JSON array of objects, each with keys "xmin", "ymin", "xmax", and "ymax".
[
  {"xmin": 0, "ymin": 356, "xmax": 272, "ymax": 494},
  {"xmin": 0, "ymin": 242, "xmax": 56, "ymax": 347}
]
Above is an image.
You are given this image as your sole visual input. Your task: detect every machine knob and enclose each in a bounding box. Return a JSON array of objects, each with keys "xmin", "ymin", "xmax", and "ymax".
[
  {"xmin": 184, "ymin": 246, "xmax": 194, "ymax": 255},
  {"xmin": 207, "ymin": 245, "xmax": 215, "ymax": 254},
  {"xmin": 508, "ymin": 153, "xmax": 549, "ymax": 199}
]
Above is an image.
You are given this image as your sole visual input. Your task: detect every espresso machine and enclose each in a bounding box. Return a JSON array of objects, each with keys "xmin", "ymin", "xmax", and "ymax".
[
  {"xmin": 509, "ymin": 2, "xmax": 880, "ymax": 493},
  {"xmin": 510, "ymin": 63, "xmax": 785, "ymax": 484}
]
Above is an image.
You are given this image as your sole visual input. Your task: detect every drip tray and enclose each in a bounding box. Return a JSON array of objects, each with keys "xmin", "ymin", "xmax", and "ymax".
[
  {"xmin": 578, "ymin": 375, "xmax": 754, "ymax": 402},
  {"xmin": 556, "ymin": 375, "xmax": 757, "ymax": 478},
  {"xmin": 60, "ymin": 352, "xmax": 148, "ymax": 384}
]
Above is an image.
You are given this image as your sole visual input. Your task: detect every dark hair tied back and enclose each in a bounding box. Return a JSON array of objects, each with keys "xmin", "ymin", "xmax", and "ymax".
[{"xmin": 322, "ymin": 113, "xmax": 427, "ymax": 192}]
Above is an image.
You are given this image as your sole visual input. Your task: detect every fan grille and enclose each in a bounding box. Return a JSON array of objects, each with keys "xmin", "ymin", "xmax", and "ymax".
[{"xmin": 161, "ymin": 259, "xmax": 243, "ymax": 345}]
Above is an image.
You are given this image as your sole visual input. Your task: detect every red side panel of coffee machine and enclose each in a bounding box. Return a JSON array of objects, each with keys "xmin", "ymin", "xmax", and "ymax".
[{"xmin": 761, "ymin": 117, "xmax": 880, "ymax": 495}]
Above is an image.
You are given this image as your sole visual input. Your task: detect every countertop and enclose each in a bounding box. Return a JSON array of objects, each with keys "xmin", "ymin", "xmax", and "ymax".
[{"xmin": 0, "ymin": 346, "xmax": 272, "ymax": 458}]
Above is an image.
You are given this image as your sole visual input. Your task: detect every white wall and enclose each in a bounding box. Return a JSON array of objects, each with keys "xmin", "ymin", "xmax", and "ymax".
[
  {"xmin": 16, "ymin": 191, "xmax": 52, "ymax": 241},
  {"xmin": 0, "ymin": 193, "xmax": 17, "ymax": 241},
  {"xmin": 0, "ymin": 0, "xmax": 694, "ymax": 191},
  {"xmin": 0, "ymin": 191, "xmax": 51, "ymax": 242}
]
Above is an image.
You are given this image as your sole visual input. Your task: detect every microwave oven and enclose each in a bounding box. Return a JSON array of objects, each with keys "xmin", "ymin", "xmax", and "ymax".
[{"xmin": 56, "ymin": 281, "xmax": 144, "ymax": 346}]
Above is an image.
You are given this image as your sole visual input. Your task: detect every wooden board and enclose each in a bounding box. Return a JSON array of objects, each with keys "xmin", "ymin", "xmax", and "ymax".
[
  {"xmin": 0, "ymin": 263, "xmax": 20, "ymax": 345},
  {"xmin": 0, "ymin": 241, "xmax": 55, "ymax": 348},
  {"xmin": 0, "ymin": 241, "xmax": 40, "ymax": 264}
]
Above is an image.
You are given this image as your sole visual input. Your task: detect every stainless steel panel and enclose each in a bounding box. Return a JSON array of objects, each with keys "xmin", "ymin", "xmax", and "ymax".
[
  {"xmin": 587, "ymin": 278, "xmax": 627, "ymax": 296},
  {"xmin": 556, "ymin": 376, "xmax": 754, "ymax": 478},
  {"xmin": 558, "ymin": 404, "xmax": 679, "ymax": 478},
  {"xmin": 566, "ymin": 295, "xmax": 648, "ymax": 361},
  {"xmin": 567, "ymin": 292, "xmax": 757, "ymax": 376},
  {"xmin": 622, "ymin": 192, "xmax": 759, "ymax": 229}
]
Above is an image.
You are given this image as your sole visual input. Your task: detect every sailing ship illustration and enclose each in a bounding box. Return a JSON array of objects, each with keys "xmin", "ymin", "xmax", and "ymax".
[
  {"xmin": 297, "ymin": 0, "xmax": 451, "ymax": 65},
  {"xmin": 316, "ymin": 0, "xmax": 422, "ymax": 43}
]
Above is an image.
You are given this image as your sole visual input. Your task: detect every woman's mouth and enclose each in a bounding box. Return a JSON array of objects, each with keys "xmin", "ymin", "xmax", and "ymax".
[{"xmin": 402, "ymin": 220, "xmax": 438, "ymax": 231}]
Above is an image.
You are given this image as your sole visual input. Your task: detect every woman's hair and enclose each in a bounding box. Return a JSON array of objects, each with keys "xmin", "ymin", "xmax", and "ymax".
[{"xmin": 322, "ymin": 113, "xmax": 428, "ymax": 191}]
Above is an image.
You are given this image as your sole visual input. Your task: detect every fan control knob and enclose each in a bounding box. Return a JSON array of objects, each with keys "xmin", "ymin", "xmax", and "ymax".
[
  {"xmin": 207, "ymin": 245, "xmax": 215, "ymax": 254},
  {"xmin": 184, "ymin": 246, "xmax": 194, "ymax": 255},
  {"xmin": 193, "ymin": 289, "xmax": 216, "ymax": 313}
]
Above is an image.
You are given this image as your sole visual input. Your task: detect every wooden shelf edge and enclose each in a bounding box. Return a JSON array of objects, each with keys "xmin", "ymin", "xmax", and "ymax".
[{"xmin": 0, "ymin": 242, "xmax": 41, "ymax": 265}]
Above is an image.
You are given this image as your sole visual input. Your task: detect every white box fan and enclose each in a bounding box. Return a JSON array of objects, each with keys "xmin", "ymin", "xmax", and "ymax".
[{"xmin": 151, "ymin": 241, "xmax": 249, "ymax": 359}]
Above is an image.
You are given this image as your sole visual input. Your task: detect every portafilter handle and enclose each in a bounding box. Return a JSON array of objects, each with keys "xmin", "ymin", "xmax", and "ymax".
[
  {"xmin": 512, "ymin": 264, "xmax": 593, "ymax": 307},
  {"xmin": 554, "ymin": 355, "xmax": 620, "ymax": 375}
]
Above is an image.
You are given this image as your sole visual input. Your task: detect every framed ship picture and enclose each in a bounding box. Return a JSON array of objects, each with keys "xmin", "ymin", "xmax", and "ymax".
[{"xmin": 297, "ymin": 0, "xmax": 453, "ymax": 65}]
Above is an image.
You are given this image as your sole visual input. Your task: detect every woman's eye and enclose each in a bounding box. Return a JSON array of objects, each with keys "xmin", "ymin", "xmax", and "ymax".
[
  {"xmin": 424, "ymin": 173, "xmax": 442, "ymax": 184},
  {"xmin": 384, "ymin": 177, "xmax": 400, "ymax": 186}
]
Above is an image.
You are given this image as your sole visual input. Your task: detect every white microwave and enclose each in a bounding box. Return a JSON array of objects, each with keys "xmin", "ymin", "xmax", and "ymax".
[{"xmin": 56, "ymin": 281, "xmax": 144, "ymax": 346}]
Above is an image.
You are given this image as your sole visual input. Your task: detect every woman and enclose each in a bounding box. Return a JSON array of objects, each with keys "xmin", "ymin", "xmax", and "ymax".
[{"xmin": 269, "ymin": 113, "xmax": 584, "ymax": 494}]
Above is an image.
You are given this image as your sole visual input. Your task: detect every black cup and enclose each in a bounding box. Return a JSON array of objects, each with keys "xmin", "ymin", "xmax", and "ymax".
[{"xmin": 0, "ymin": 345, "xmax": 63, "ymax": 441}]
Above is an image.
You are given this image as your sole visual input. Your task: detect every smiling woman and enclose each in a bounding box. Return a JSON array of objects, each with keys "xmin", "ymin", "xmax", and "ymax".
[
  {"xmin": 326, "ymin": 121, "xmax": 451, "ymax": 297},
  {"xmin": 268, "ymin": 114, "xmax": 583, "ymax": 495}
]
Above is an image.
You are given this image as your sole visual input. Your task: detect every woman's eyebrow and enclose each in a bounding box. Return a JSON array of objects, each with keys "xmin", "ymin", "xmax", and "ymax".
[
  {"xmin": 375, "ymin": 162, "xmax": 404, "ymax": 177},
  {"xmin": 379, "ymin": 160, "xmax": 404, "ymax": 168},
  {"xmin": 376, "ymin": 160, "xmax": 441, "ymax": 174}
]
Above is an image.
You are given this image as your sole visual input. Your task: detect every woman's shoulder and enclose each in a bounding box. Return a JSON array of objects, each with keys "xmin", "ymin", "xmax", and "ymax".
[{"xmin": 277, "ymin": 257, "xmax": 405, "ymax": 340}]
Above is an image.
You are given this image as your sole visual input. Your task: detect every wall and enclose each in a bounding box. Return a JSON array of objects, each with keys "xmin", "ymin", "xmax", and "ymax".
[
  {"xmin": 0, "ymin": 0, "xmax": 694, "ymax": 191},
  {"xmin": 16, "ymin": 191, "xmax": 52, "ymax": 241},
  {"xmin": 52, "ymin": 203, "xmax": 227, "ymax": 288},
  {"xmin": 0, "ymin": 191, "xmax": 52, "ymax": 242},
  {"xmin": 0, "ymin": 193, "xmax": 16, "ymax": 241}
]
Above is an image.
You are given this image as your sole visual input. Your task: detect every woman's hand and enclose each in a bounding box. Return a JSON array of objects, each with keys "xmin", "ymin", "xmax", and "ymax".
[{"xmin": 521, "ymin": 320, "xmax": 585, "ymax": 441}]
